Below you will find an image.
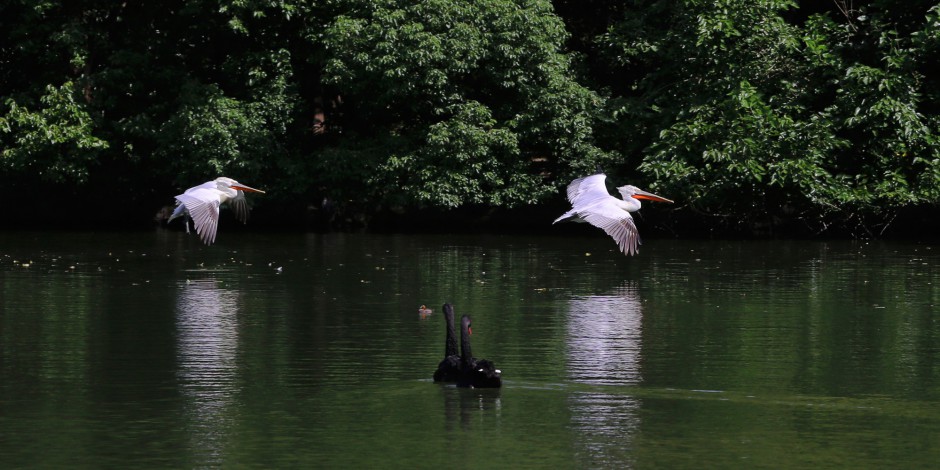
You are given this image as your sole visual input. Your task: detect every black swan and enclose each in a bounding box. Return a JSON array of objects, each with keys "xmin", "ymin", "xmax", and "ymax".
[
  {"xmin": 457, "ymin": 314, "xmax": 502, "ymax": 388},
  {"xmin": 433, "ymin": 304, "xmax": 461, "ymax": 382}
]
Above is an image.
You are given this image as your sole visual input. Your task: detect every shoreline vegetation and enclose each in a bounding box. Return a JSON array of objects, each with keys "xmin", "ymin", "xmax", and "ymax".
[
  {"xmin": 2, "ymin": 197, "xmax": 938, "ymax": 241},
  {"xmin": 2, "ymin": 1, "xmax": 939, "ymax": 239}
]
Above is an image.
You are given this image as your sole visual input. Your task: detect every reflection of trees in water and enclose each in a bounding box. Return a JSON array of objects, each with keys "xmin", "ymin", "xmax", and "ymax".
[
  {"xmin": 176, "ymin": 279, "xmax": 240, "ymax": 465},
  {"xmin": 441, "ymin": 386, "xmax": 502, "ymax": 432},
  {"xmin": 565, "ymin": 284, "xmax": 642, "ymax": 466}
]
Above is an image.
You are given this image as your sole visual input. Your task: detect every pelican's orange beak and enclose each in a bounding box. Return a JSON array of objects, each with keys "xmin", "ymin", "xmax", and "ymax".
[
  {"xmin": 232, "ymin": 184, "xmax": 266, "ymax": 194},
  {"xmin": 632, "ymin": 188, "xmax": 673, "ymax": 203}
]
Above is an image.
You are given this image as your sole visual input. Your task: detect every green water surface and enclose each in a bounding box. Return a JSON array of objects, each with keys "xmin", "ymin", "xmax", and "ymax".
[{"xmin": 1, "ymin": 231, "xmax": 938, "ymax": 468}]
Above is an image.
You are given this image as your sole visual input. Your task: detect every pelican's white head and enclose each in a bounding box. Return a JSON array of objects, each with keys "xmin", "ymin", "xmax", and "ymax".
[
  {"xmin": 213, "ymin": 177, "xmax": 266, "ymax": 196},
  {"xmin": 616, "ymin": 185, "xmax": 674, "ymax": 209}
]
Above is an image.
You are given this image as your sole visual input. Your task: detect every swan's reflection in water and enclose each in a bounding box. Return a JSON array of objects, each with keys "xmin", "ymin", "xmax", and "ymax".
[
  {"xmin": 175, "ymin": 279, "xmax": 240, "ymax": 465},
  {"xmin": 441, "ymin": 386, "xmax": 502, "ymax": 432},
  {"xmin": 565, "ymin": 284, "xmax": 643, "ymax": 466}
]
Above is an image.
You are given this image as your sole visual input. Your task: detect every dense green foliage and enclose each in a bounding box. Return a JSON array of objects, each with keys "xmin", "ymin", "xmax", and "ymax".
[
  {"xmin": 595, "ymin": 0, "xmax": 940, "ymax": 233},
  {"xmin": 1, "ymin": 0, "xmax": 939, "ymax": 234},
  {"xmin": 321, "ymin": 0, "xmax": 612, "ymax": 207}
]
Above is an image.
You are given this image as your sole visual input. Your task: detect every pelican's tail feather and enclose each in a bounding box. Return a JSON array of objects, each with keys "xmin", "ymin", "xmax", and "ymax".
[
  {"xmin": 167, "ymin": 203, "xmax": 186, "ymax": 223},
  {"xmin": 553, "ymin": 209, "xmax": 579, "ymax": 224}
]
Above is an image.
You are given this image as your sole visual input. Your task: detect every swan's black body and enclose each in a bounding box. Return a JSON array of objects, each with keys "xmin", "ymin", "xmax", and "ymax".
[
  {"xmin": 433, "ymin": 304, "xmax": 461, "ymax": 382},
  {"xmin": 457, "ymin": 314, "xmax": 502, "ymax": 388}
]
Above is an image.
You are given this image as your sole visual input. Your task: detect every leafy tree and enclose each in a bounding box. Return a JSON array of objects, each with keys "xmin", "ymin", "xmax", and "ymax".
[
  {"xmin": 1, "ymin": 0, "xmax": 938, "ymax": 234},
  {"xmin": 596, "ymin": 0, "xmax": 940, "ymax": 234},
  {"xmin": 318, "ymin": 0, "xmax": 615, "ymax": 209},
  {"xmin": 1, "ymin": 82, "xmax": 108, "ymax": 183},
  {"xmin": 1, "ymin": 0, "xmax": 309, "ymax": 208}
]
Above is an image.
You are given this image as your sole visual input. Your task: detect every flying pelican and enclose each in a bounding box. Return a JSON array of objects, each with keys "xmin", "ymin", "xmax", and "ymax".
[
  {"xmin": 167, "ymin": 177, "xmax": 266, "ymax": 245},
  {"xmin": 553, "ymin": 174, "xmax": 673, "ymax": 256}
]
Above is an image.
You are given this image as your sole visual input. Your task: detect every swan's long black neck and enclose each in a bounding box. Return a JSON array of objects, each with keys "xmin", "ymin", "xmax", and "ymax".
[
  {"xmin": 444, "ymin": 304, "xmax": 458, "ymax": 358},
  {"xmin": 460, "ymin": 314, "xmax": 474, "ymax": 367}
]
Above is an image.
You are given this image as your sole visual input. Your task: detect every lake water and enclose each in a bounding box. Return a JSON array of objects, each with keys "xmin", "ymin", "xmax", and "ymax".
[{"xmin": 1, "ymin": 230, "xmax": 938, "ymax": 468}]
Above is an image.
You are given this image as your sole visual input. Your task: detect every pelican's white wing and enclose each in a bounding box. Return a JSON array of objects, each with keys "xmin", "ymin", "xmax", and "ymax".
[
  {"xmin": 566, "ymin": 174, "xmax": 612, "ymax": 206},
  {"xmin": 184, "ymin": 180, "xmax": 217, "ymax": 194},
  {"xmin": 176, "ymin": 188, "xmax": 222, "ymax": 245},
  {"xmin": 578, "ymin": 200, "xmax": 642, "ymax": 256}
]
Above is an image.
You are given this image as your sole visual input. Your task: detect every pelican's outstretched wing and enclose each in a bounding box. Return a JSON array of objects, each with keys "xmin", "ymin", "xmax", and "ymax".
[
  {"xmin": 566, "ymin": 174, "xmax": 612, "ymax": 206},
  {"xmin": 176, "ymin": 188, "xmax": 222, "ymax": 245},
  {"xmin": 578, "ymin": 200, "xmax": 642, "ymax": 256},
  {"xmin": 554, "ymin": 174, "xmax": 610, "ymax": 224}
]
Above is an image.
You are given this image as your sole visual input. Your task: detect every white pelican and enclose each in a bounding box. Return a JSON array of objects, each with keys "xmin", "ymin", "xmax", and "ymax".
[
  {"xmin": 553, "ymin": 174, "xmax": 673, "ymax": 255},
  {"xmin": 168, "ymin": 177, "xmax": 266, "ymax": 245}
]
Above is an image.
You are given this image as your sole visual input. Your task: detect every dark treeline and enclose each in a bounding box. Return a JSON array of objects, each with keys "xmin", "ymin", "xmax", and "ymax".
[{"xmin": 1, "ymin": 0, "xmax": 939, "ymax": 237}]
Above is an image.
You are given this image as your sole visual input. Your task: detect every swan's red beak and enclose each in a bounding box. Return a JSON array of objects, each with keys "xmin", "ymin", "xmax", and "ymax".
[
  {"xmin": 468, "ymin": 327, "xmax": 472, "ymax": 335},
  {"xmin": 631, "ymin": 188, "xmax": 672, "ymax": 203},
  {"xmin": 232, "ymin": 184, "xmax": 266, "ymax": 194}
]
